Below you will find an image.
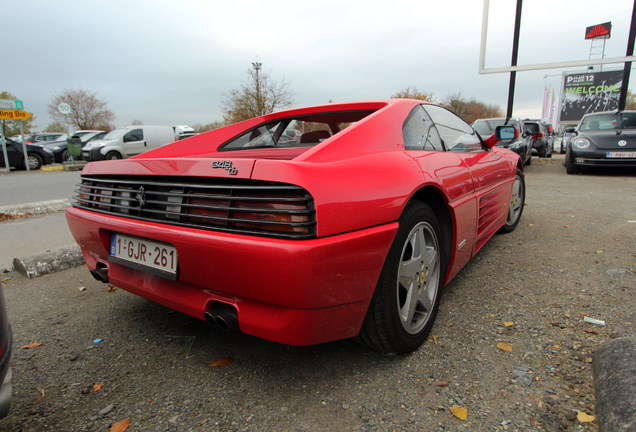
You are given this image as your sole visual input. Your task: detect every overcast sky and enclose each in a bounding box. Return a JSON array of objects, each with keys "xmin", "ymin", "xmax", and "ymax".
[{"xmin": 4, "ymin": 0, "xmax": 635, "ymax": 130}]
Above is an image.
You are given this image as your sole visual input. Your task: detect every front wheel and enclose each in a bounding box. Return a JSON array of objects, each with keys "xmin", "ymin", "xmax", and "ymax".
[
  {"xmin": 357, "ymin": 201, "xmax": 444, "ymax": 354},
  {"xmin": 26, "ymin": 154, "xmax": 43, "ymax": 170},
  {"xmin": 565, "ymin": 148, "xmax": 580, "ymax": 174},
  {"xmin": 498, "ymin": 168, "xmax": 525, "ymax": 233},
  {"xmin": 61, "ymin": 150, "xmax": 70, "ymax": 162},
  {"xmin": 105, "ymin": 151, "xmax": 122, "ymax": 160}
]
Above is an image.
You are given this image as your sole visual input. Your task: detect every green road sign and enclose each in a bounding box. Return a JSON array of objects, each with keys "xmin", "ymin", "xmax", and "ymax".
[{"xmin": 0, "ymin": 99, "xmax": 24, "ymax": 110}]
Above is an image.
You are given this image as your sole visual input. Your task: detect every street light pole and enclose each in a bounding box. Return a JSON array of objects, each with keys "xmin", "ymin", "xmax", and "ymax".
[{"xmin": 252, "ymin": 61, "xmax": 263, "ymax": 116}]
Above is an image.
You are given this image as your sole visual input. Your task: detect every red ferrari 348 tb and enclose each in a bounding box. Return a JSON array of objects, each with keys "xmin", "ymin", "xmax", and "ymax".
[{"xmin": 66, "ymin": 99, "xmax": 525, "ymax": 354}]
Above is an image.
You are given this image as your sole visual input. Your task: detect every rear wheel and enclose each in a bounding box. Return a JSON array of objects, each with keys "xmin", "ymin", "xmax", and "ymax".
[
  {"xmin": 357, "ymin": 201, "xmax": 444, "ymax": 354},
  {"xmin": 61, "ymin": 150, "xmax": 70, "ymax": 162},
  {"xmin": 498, "ymin": 168, "xmax": 525, "ymax": 233}
]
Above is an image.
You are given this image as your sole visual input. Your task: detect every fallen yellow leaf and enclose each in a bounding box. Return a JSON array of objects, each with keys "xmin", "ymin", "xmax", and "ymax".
[
  {"xmin": 553, "ymin": 345, "xmax": 560, "ymax": 349},
  {"xmin": 503, "ymin": 321, "xmax": 514, "ymax": 327},
  {"xmin": 564, "ymin": 225, "xmax": 570, "ymax": 228},
  {"xmin": 577, "ymin": 411, "xmax": 595, "ymax": 423},
  {"xmin": 210, "ymin": 357, "xmax": 234, "ymax": 367},
  {"xmin": 450, "ymin": 406, "xmax": 468, "ymax": 420},
  {"xmin": 22, "ymin": 343, "xmax": 42, "ymax": 349},
  {"xmin": 110, "ymin": 418, "xmax": 130, "ymax": 432},
  {"xmin": 433, "ymin": 336, "xmax": 439, "ymax": 341},
  {"xmin": 93, "ymin": 384, "xmax": 104, "ymax": 391},
  {"xmin": 528, "ymin": 223, "xmax": 534, "ymax": 226},
  {"xmin": 497, "ymin": 342, "xmax": 512, "ymax": 352}
]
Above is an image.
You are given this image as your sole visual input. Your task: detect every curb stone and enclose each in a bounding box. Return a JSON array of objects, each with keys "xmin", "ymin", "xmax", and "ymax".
[
  {"xmin": 593, "ymin": 336, "xmax": 636, "ymax": 431},
  {"xmin": 0, "ymin": 199, "xmax": 71, "ymax": 217},
  {"xmin": 12, "ymin": 245, "xmax": 84, "ymax": 279}
]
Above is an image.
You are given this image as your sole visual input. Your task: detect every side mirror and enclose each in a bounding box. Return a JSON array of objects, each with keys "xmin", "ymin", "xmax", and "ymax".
[{"xmin": 495, "ymin": 125, "xmax": 517, "ymax": 141}]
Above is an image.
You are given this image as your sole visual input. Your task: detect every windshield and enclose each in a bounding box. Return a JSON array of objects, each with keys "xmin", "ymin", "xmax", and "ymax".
[
  {"xmin": 472, "ymin": 119, "xmax": 519, "ymax": 137},
  {"xmin": 580, "ymin": 112, "xmax": 636, "ymax": 131},
  {"xmin": 221, "ymin": 110, "xmax": 375, "ymax": 150},
  {"xmin": 102, "ymin": 129, "xmax": 127, "ymax": 140}
]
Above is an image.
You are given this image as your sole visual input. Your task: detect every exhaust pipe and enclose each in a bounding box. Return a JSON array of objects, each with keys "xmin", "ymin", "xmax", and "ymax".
[
  {"xmin": 204, "ymin": 305, "xmax": 239, "ymax": 331},
  {"xmin": 90, "ymin": 268, "xmax": 109, "ymax": 283}
]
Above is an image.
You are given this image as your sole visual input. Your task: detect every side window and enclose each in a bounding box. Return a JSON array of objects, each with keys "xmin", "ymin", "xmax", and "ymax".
[
  {"xmin": 124, "ymin": 129, "xmax": 143, "ymax": 142},
  {"xmin": 423, "ymin": 105, "xmax": 485, "ymax": 152},
  {"xmin": 402, "ymin": 105, "xmax": 443, "ymax": 151}
]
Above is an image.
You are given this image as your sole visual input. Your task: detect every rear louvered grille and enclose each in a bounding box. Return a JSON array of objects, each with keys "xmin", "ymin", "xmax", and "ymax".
[{"xmin": 74, "ymin": 176, "xmax": 316, "ymax": 239}]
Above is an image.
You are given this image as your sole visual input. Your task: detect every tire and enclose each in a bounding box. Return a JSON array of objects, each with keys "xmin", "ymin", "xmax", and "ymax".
[
  {"xmin": 26, "ymin": 154, "xmax": 43, "ymax": 170},
  {"xmin": 498, "ymin": 168, "xmax": 525, "ymax": 234},
  {"xmin": 565, "ymin": 148, "xmax": 580, "ymax": 175},
  {"xmin": 524, "ymin": 150, "xmax": 532, "ymax": 166},
  {"xmin": 547, "ymin": 144, "xmax": 552, "ymax": 158},
  {"xmin": 357, "ymin": 201, "xmax": 444, "ymax": 354},
  {"xmin": 106, "ymin": 151, "xmax": 122, "ymax": 160},
  {"xmin": 61, "ymin": 150, "xmax": 70, "ymax": 162}
]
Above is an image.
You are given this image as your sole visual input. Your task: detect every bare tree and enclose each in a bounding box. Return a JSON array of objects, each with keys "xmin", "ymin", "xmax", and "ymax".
[
  {"xmin": 130, "ymin": 119, "xmax": 144, "ymax": 126},
  {"xmin": 391, "ymin": 86, "xmax": 436, "ymax": 102},
  {"xmin": 441, "ymin": 93, "xmax": 503, "ymax": 124},
  {"xmin": 47, "ymin": 87, "xmax": 115, "ymax": 130},
  {"xmin": 221, "ymin": 62, "xmax": 295, "ymax": 125}
]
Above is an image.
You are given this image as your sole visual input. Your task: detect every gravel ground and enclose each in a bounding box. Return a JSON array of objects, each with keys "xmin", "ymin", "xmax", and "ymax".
[{"xmin": 1, "ymin": 156, "xmax": 635, "ymax": 431}]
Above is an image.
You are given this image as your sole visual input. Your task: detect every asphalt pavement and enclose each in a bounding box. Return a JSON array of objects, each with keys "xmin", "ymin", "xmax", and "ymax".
[{"xmin": 0, "ymin": 166, "xmax": 83, "ymax": 276}]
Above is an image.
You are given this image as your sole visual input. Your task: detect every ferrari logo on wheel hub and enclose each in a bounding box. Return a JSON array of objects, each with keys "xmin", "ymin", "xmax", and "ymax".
[{"xmin": 419, "ymin": 272, "xmax": 426, "ymax": 285}]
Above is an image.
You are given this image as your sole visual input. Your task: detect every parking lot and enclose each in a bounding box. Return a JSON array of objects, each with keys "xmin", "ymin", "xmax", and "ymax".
[{"xmin": 0, "ymin": 155, "xmax": 635, "ymax": 431}]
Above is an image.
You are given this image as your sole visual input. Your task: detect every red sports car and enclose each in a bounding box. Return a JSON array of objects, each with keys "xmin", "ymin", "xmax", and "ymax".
[{"xmin": 66, "ymin": 99, "xmax": 525, "ymax": 354}]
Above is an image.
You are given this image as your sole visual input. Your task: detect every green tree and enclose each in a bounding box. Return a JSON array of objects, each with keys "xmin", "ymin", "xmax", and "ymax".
[
  {"xmin": 391, "ymin": 86, "xmax": 436, "ymax": 102},
  {"xmin": 43, "ymin": 121, "xmax": 66, "ymax": 133},
  {"xmin": 0, "ymin": 91, "xmax": 37, "ymax": 136},
  {"xmin": 47, "ymin": 87, "xmax": 115, "ymax": 130},
  {"xmin": 221, "ymin": 62, "xmax": 295, "ymax": 125},
  {"xmin": 441, "ymin": 92, "xmax": 503, "ymax": 124}
]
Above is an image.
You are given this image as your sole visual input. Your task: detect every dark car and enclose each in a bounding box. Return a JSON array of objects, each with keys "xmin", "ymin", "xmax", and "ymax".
[
  {"xmin": 524, "ymin": 121, "xmax": 552, "ymax": 158},
  {"xmin": 472, "ymin": 117, "xmax": 533, "ymax": 165},
  {"xmin": 41, "ymin": 131, "xmax": 107, "ymax": 163},
  {"xmin": 0, "ymin": 284, "xmax": 12, "ymax": 418},
  {"xmin": 1, "ymin": 138, "xmax": 55, "ymax": 170},
  {"xmin": 565, "ymin": 110, "xmax": 636, "ymax": 174}
]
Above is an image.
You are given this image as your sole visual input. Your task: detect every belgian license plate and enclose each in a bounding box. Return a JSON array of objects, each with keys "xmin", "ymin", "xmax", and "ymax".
[
  {"xmin": 607, "ymin": 151, "xmax": 636, "ymax": 158},
  {"xmin": 110, "ymin": 233, "xmax": 178, "ymax": 275}
]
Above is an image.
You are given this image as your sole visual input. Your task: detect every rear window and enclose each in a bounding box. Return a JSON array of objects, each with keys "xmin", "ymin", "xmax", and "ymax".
[{"xmin": 220, "ymin": 110, "xmax": 375, "ymax": 150}]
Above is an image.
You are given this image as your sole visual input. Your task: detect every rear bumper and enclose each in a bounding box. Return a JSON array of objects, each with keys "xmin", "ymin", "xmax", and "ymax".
[{"xmin": 66, "ymin": 207, "xmax": 398, "ymax": 346}]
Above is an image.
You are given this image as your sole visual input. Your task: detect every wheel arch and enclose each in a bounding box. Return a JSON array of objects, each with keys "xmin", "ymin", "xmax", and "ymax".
[{"xmin": 407, "ymin": 186, "xmax": 453, "ymax": 278}]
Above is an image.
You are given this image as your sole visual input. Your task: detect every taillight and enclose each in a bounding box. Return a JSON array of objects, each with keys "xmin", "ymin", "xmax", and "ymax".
[
  {"xmin": 532, "ymin": 133, "xmax": 543, "ymax": 139},
  {"xmin": 233, "ymin": 199, "xmax": 310, "ymax": 234}
]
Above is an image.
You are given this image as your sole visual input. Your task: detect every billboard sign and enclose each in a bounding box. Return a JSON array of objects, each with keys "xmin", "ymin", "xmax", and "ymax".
[
  {"xmin": 585, "ymin": 22, "xmax": 611, "ymax": 40},
  {"xmin": 560, "ymin": 70, "xmax": 622, "ymax": 123}
]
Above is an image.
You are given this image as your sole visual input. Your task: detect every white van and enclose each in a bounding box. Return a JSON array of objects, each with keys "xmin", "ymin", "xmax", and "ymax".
[{"xmin": 81, "ymin": 125, "xmax": 176, "ymax": 161}]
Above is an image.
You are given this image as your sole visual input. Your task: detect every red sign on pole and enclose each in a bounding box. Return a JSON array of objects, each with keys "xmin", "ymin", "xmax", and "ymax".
[{"xmin": 585, "ymin": 22, "xmax": 612, "ymax": 40}]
